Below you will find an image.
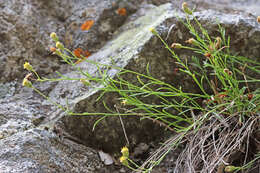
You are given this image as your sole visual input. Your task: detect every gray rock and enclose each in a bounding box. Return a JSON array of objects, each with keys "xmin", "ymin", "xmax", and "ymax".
[
  {"xmin": 194, "ymin": 0, "xmax": 260, "ymax": 16},
  {"xmin": 48, "ymin": 3, "xmax": 175, "ymax": 153},
  {"xmin": 0, "ymin": 89, "xmax": 105, "ymax": 172},
  {"xmin": 0, "ymin": 81, "xmax": 16, "ymax": 99},
  {"xmin": 0, "ymin": 0, "xmax": 259, "ymax": 172},
  {"xmin": 50, "ymin": 2, "xmax": 259, "ymax": 153},
  {"xmin": 0, "ymin": 128, "xmax": 103, "ymax": 173},
  {"xmin": 0, "ymin": 0, "xmax": 135, "ymax": 82}
]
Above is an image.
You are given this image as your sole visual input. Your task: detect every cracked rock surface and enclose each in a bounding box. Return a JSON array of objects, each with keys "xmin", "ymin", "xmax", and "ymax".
[{"xmin": 0, "ymin": 0, "xmax": 259, "ymax": 172}]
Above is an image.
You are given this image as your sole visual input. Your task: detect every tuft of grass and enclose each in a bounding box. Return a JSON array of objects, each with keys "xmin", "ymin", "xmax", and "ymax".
[{"xmin": 23, "ymin": 2, "xmax": 260, "ymax": 172}]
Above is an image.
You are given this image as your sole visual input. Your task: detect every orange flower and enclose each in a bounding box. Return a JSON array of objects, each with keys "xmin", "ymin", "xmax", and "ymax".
[
  {"xmin": 84, "ymin": 50, "xmax": 91, "ymax": 57},
  {"xmin": 80, "ymin": 20, "xmax": 94, "ymax": 31},
  {"xmin": 73, "ymin": 48, "xmax": 84, "ymax": 58},
  {"xmin": 73, "ymin": 48, "xmax": 91, "ymax": 64},
  {"xmin": 117, "ymin": 8, "xmax": 127, "ymax": 16},
  {"xmin": 50, "ymin": 47, "xmax": 56, "ymax": 53}
]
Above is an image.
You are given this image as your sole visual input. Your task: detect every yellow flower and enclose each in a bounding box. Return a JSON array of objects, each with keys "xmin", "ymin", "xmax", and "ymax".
[
  {"xmin": 56, "ymin": 41, "xmax": 64, "ymax": 50},
  {"xmin": 22, "ymin": 78, "xmax": 32, "ymax": 88},
  {"xmin": 149, "ymin": 27, "xmax": 157, "ymax": 35},
  {"xmin": 121, "ymin": 146, "xmax": 129, "ymax": 157},
  {"xmin": 182, "ymin": 2, "xmax": 193, "ymax": 15},
  {"xmin": 257, "ymin": 16, "xmax": 260, "ymax": 23},
  {"xmin": 23, "ymin": 62, "xmax": 33, "ymax": 71},
  {"xmin": 119, "ymin": 156, "xmax": 128, "ymax": 166},
  {"xmin": 50, "ymin": 32, "xmax": 59, "ymax": 42}
]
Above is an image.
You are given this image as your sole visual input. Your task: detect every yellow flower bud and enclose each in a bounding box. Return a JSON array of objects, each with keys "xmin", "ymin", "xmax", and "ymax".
[
  {"xmin": 170, "ymin": 43, "xmax": 182, "ymax": 49},
  {"xmin": 149, "ymin": 27, "xmax": 158, "ymax": 35},
  {"xmin": 22, "ymin": 78, "xmax": 32, "ymax": 88},
  {"xmin": 215, "ymin": 37, "xmax": 222, "ymax": 49},
  {"xmin": 56, "ymin": 42, "xmax": 64, "ymax": 50},
  {"xmin": 23, "ymin": 62, "xmax": 33, "ymax": 71},
  {"xmin": 121, "ymin": 146, "xmax": 129, "ymax": 157},
  {"xmin": 182, "ymin": 2, "xmax": 193, "ymax": 15},
  {"xmin": 50, "ymin": 32, "xmax": 59, "ymax": 42},
  {"xmin": 185, "ymin": 38, "xmax": 199, "ymax": 46},
  {"xmin": 224, "ymin": 165, "xmax": 239, "ymax": 172},
  {"xmin": 119, "ymin": 156, "xmax": 128, "ymax": 166},
  {"xmin": 257, "ymin": 16, "xmax": 260, "ymax": 23}
]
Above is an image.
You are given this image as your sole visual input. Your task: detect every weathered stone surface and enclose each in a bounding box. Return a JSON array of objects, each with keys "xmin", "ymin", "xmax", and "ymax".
[
  {"xmin": 0, "ymin": 0, "xmax": 259, "ymax": 172},
  {"xmin": 0, "ymin": 1, "xmax": 161, "ymax": 172},
  {"xmin": 194, "ymin": 0, "xmax": 260, "ymax": 16},
  {"xmin": 0, "ymin": 128, "xmax": 102, "ymax": 173},
  {"xmin": 0, "ymin": 81, "xmax": 16, "ymax": 99},
  {"xmin": 0, "ymin": 87, "xmax": 106, "ymax": 172},
  {"xmin": 47, "ymin": 3, "xmax": 175, "ymax": 154},
  {"xmin": 49, "ymin": 2, "xmax": 260, "ymax": 154},
  {"xmin": 0, "ymin": 0, "xmax": 136, "ymax": 82}
]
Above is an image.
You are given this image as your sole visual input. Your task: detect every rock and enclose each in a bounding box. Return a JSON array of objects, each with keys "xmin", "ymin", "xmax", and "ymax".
[
  {"xmin": 133, "ymin": 143, "xmax": 149, "ymax": 157},
  {"xmin": 49, "ymin": 3, "xmax": 175, "ymax": 154},
  {"xmin": 0, "ymin": 0, "xmax": 259, "ymax": 172},
  {"xmin": 0, "ymin": 90, "xmax": 105, "ymax": 172},
  {"xmin": 98, "ymin": 150, "xmax": 114, "ymax": 165},
  {"xmin": 193, "ymin": 0, "xmax": 260, "ymax": 16},
  {"xmin": 0, "ymin": 82, "xmax": 16, "ymax": 99},
  {"xmin": 0, "ymin": 0, "xmax": 137, "ymax": 82},
  {"xmin": 0, "ymin": 128, "xmax": 103, "ymax": 173},
  {"xmin": 53, "ymin": 2, "xmax": 260, "ymax": 154}
]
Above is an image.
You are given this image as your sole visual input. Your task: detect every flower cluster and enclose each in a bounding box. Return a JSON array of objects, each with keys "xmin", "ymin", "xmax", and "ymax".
[
  {"xmin": 22, "ymin": 70, "xmax": 33, "ymax": 88},
  {"xmin": 119, "ymin": 146, "xmax": 129, "ymax": 166},
  {"xmin": 22, "ymin": 62, "xmax": 35, "ymax": 88}
]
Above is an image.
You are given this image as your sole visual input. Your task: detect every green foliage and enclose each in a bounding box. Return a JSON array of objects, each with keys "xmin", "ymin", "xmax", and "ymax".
[{"xmin": 23, "ymin": 2, "xmax": 260, "ymax": 172}]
